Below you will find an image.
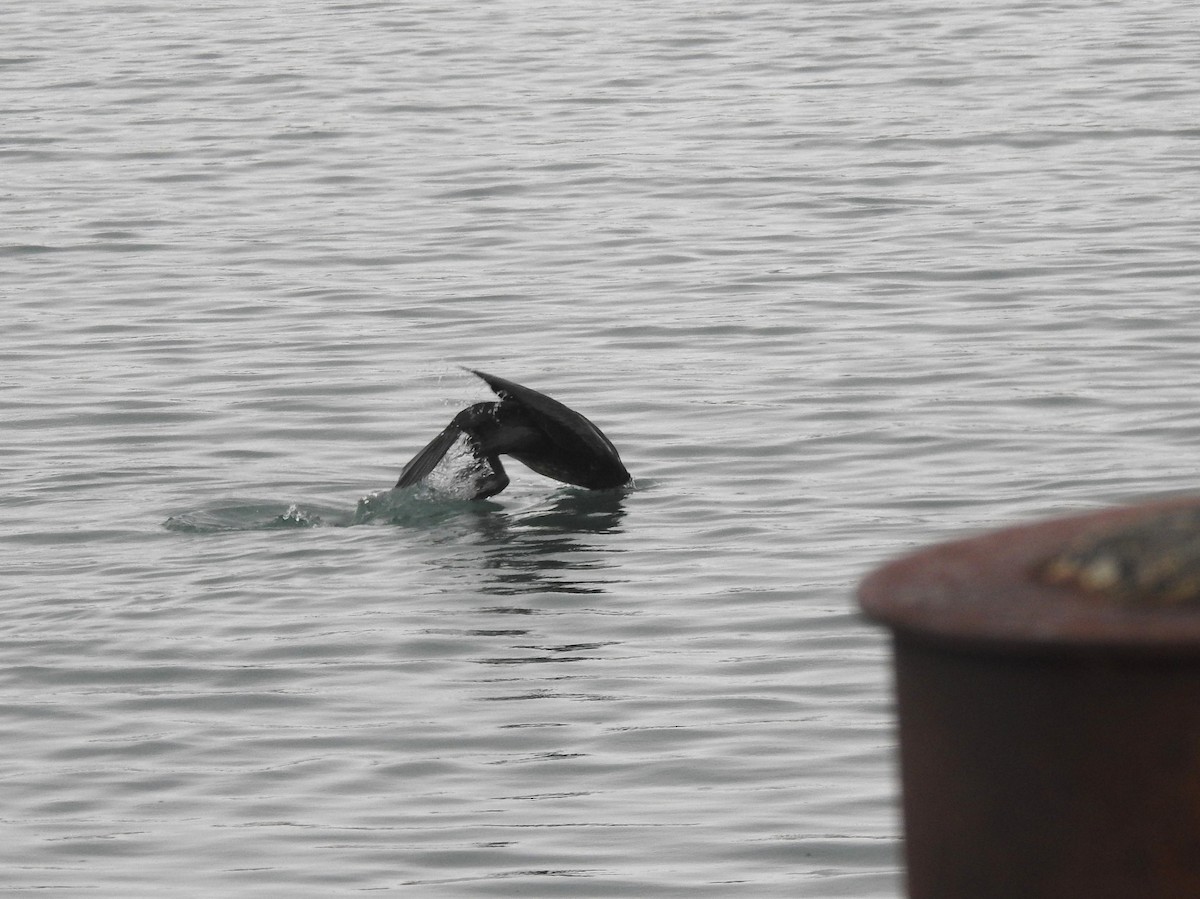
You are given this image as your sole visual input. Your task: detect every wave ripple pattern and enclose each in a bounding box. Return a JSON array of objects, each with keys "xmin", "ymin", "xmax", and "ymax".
[{"xmin": 5, "ymin": 2, "xmax": 1200, "ymax": 896}]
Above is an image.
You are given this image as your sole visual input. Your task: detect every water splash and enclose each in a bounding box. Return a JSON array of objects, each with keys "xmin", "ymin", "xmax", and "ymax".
[
  {"xmin": 163, "ymin": 501, "xmax": 337, "ymax": 533},
  {"xmin": 420, "ymin": 432, "xmax": 502, "ymax": 499},
  {"xmin": 163, "ymin": 487, "xmax": 498, "ymax": 534}
]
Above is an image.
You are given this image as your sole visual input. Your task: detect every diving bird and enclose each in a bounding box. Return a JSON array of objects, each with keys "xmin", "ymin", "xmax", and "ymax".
[{"xmin": 396, "ymin": 369, "xmax": 631, "ymax": 500}]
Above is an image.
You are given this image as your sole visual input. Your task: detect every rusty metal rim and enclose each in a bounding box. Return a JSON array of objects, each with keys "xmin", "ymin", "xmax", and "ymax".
[{"xmin": 858, "ymin": 496, "xmax": 1200, "ymax": 653}]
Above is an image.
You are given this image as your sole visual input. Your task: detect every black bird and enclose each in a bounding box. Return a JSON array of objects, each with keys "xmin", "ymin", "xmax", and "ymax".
[{"xmin": 396, "ymin": 369, "xmax": 631, "ymax": 500}]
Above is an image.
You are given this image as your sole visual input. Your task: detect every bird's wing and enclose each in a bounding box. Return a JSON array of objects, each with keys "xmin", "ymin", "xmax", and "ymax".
[
  {"xmin": 395, "ymin": 421, "xmax": 463, "ymax": 488},
  {"xmin": 467, "ymin": 369, "xmax": 622, "ymax": 461}
]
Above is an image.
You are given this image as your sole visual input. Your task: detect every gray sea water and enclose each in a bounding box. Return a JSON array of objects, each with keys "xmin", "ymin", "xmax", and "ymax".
[{"xmin": 5, "ymin": 1, "xmax": 1200, "ymax": 895}]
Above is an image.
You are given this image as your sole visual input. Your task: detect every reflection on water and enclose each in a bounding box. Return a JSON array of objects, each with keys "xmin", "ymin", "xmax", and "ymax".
[
  {"xmin": 515, "ymin": 487, "xmax": 629, "ymax": 535},
  {"xmin": 478, "ymin": 488, "xmax": 629, "ymax": 597}
]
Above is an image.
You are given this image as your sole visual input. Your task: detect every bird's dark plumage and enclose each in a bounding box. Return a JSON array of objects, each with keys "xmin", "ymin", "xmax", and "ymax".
[{"xmin": 396, "ymin": 369, "xmax": 630, "ymax": 500}]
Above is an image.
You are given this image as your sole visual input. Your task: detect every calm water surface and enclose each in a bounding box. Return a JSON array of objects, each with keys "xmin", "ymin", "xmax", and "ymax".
[{"xmin": 5, "ymin": 1, "xmax": 1200, "ymax": 895}]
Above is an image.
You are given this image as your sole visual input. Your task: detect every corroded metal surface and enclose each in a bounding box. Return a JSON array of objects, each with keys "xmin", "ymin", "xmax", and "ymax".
[{"xmin": 1037, "ymin": 507, "xmax": 1200, "ymax": 606}]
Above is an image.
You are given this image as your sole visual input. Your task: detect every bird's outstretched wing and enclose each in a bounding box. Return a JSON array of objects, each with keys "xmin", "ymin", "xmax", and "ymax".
[
  {"xmin": 395, "ymin": 421, "xmax": 463, "ymax": 489},
  {"xmin": 468, "ymin": 369, "xmax": 624, "ymax": 466}
]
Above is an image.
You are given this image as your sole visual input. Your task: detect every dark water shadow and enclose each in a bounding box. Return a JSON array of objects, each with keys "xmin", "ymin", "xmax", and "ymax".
[{"xmin": 471, "ymin": 487, "xmax": 631, "ymax": 596}]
